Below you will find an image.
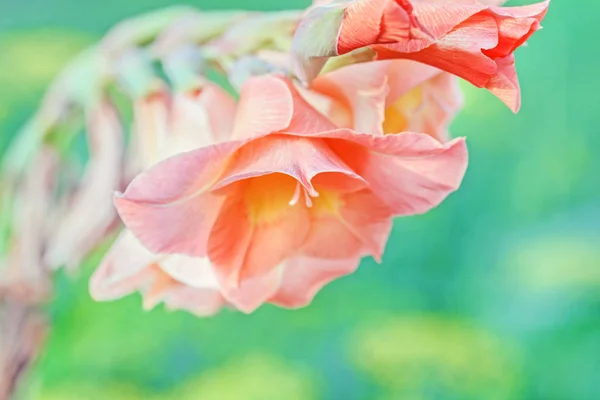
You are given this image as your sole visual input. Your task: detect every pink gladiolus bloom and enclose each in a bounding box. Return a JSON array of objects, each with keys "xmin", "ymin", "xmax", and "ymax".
[
  {"xmin": 292, "ymin": 0, "xmax": 549, "ymax": 112},
  {"xmin": 304, "ymin": 60, "xmax": 463, "ymax": 142},
  {"xmin": 115, "ymin": 74, "xmax": 468, "ymax": 312},
  {"xmin": 90, "ymin": 83, "xmax": 238, "ymax": 316}
]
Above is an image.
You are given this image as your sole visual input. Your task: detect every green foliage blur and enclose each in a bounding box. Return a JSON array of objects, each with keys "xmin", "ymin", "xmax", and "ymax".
[{"xmin": 1, "ymin": 0, "xmax": 599, "ymax": 399}]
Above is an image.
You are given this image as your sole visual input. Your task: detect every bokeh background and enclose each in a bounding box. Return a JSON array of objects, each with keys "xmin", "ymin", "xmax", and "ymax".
[{"xmin": 1, "ymin": 0, "xmax": 599, "ymax": 399}]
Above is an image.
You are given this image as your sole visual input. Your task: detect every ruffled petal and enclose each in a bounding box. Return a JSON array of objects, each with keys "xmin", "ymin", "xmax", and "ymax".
[
  {"xmin": 316, "ymin": 130, "xmax": 468, "ymax": 216},
  {"xmin": 269, "ymin": 256, "xmax": 360, "ymax": 308}
]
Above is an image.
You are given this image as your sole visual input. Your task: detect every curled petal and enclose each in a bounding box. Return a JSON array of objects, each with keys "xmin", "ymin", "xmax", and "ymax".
[
  {"xmin": 270, "ymin": 256, "xmax": 360, "ymax": 308},
  {"xmin": 212, "ymin": 135, "xmax": 366, "ymax": 194}
]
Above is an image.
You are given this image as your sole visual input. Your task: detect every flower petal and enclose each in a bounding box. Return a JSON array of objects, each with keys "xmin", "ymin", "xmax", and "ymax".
[
  {"xmin": 221, "ymin": 266, "xmax": 283, "ymax": 313},
  {"xmin": 312, "ymin": 61, "xmax": 390, "ymax": 134},
  {"xmin": 115, "ymin": 141, "xmax": 237, "ymax": 256},
  {"xmin": 212, "ymin": 135, "xmax": 366, "ymax": 194},
  {"xmin": 158, "ymin": 254, "xmax": 220, "ymax": 289},
  {"xmin": 207, "ymin": 178, "xmax": 310, "ymax": 285},
  {"xmin": 318, "ymin": 130, "xmax": 468, "ymax": 216},
  {"xmin": 89, "ymin": 230, "xmax": 159, "ymax": 301},
  {"xmin": 231, "ymin": 75, "xmax": 335, "ymax": 140},
  {"xmin": 269, "ymin": 256, "xmax": 360, "ymax": 308},
  {"xmin": 303, "ymin": 189, "xmax": 393, "ymax": 261},
  {"xmin": 384, "ymin": 70, "xmax": 463, "ymax": 141},
  {"xmin": 172, "ymin": 84, "xmax": 237, "ymax": 145}
]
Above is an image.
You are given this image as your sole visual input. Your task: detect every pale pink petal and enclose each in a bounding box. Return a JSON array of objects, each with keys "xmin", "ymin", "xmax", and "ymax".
[
  {"xmin": 89, "ymin": 230, "xmax": 158, "ymax": 301},
  {"xmin": 158, "ymin": 254, "xmax": 220, "ymax": 289},
  {"xmin": 269, "ymin": 256, "xmax": 360, "ymax": 308},
  {"xmin": 115, "ymin": 141, "xmax": 237, "ymax": 256},
  {"xmin": 230, "ymin": 75, "xmax": 294, "ymax": 140},
  {"xmin": 231, "ymin": 75, "xmax": 335, "ymax": 140},
  {"xmin": 44, "ymin": 100, "xmax": 123, "ymax": 270}
]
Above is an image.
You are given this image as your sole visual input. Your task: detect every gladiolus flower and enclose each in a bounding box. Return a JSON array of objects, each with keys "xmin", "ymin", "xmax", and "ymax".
[
  {"xmin": 292, "ymin": 0, "xmax": 549, "ymax": 112},
  {"xmin": 302, "ymin": 60, "xmax": 463, "ymax": 142},
  {"xmin": 114, "ymin": 74, "xmax": 468, "ymax": 312}
]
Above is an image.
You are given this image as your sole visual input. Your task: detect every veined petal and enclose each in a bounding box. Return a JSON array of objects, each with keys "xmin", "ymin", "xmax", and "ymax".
[
  {"xmin": 269, "ymin": 256, "xmax": 360, "ymax": 308},
  {"xmin": 231, "ymin": 75, "xmax": 335, "ymax": 140},
  {"xmin": 295, "ymin": 0, "xmax": 549, "ymax": 111}
]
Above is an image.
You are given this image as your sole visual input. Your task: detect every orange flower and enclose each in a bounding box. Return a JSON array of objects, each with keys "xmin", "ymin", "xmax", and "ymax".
[{"xmin": 115, "ymin": 75, "xmax": 467, "ymax": 312}]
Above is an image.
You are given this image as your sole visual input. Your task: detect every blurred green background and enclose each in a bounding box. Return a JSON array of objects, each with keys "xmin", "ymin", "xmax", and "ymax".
[{"xmin": 1, "ymin": 0, "xmax": 599, "ymax": 399}]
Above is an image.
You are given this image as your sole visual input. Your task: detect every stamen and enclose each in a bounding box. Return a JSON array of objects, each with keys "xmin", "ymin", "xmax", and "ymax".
[
  {"xmin": 304, "ymin": 190, "xmax": 313, "ymax": 208},
  {"xmin": 289, "ymin": 181, "xmax": 319, "ymax": 208},
  {"xmin": 289, "ymin": 181, "xmax": 302, "ymax": 206}
]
